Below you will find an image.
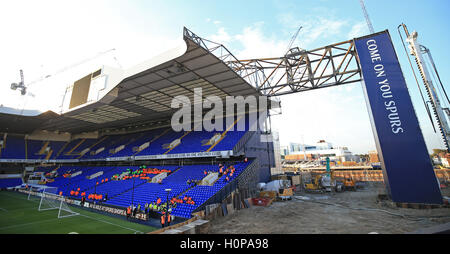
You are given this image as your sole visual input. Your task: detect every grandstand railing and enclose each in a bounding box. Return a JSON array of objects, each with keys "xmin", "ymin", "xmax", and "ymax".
[{"xmin": 192, "ymin": 159, "xmax": 259, "ymax": 214}]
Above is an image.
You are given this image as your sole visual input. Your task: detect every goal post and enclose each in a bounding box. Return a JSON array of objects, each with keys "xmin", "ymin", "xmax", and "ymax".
[
  {"xmin": 27, "ymin": 190, "xmax": 38, "ymax": 201},
  {"xmin": 57, "ymin": 198, "xmax": 79, "ymax": 219},
  {"xmin": 38, "ymin": 187, "xmax": 59, "ymax": 211},
  {"xmin": 26, "ymin": 186, "xmax": 43, "ymax": 201},
  {"xmin": 38, "ymin": 187, "xmax": 79, "ymax": 218}
]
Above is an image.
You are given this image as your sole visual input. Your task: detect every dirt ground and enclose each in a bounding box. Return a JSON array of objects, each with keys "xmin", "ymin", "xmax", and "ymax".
[{"xmin": 207, "ymin": 183, "xmax": 450, "ymax": 234}]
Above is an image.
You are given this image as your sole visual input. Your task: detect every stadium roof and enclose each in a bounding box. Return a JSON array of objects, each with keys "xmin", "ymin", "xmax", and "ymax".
[{"xmin": 0, "ymin": 28, "xmax": 261, "ymax": 135}]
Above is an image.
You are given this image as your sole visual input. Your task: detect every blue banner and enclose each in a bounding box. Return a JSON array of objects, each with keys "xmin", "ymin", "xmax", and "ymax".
[{"xmin": 354, "ymin": 31, "xmax": 442, "ymax": 204}]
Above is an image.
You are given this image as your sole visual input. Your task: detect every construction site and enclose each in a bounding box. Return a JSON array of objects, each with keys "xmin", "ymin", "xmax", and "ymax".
[
  {"xmin": 1, "ymin": 1, "xmax": 450, "ymax": 236},
  {"xmin": 208, "ymin": 184, "xmax": 450, "ymax": 234}
]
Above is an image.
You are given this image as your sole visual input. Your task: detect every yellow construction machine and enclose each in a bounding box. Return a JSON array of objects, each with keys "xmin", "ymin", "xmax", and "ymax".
[
  {"xmin": 304, "ymin": 175, "xmax": 323, "ymax": 191},
  {"xmin": 278, "ymin": 187, "xmax": 293, "ymax": 200},
  {"xmin": 259, "ymin": 179, "xmax": 294, "ymax": 201},
  {"xmin": 343, "ymin": 176, "xmax": 357, "ymax": 191},
  {"xmin": 303, "ymin": 158, "xmax": 344, "ymax": 193}
]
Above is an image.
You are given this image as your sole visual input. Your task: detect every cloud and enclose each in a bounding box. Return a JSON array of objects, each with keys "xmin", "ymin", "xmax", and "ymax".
[
  {"xmin": 209, "ymin": 27, "xmax": 232, "ymax": 44},
  {"xmin": 347, "ymin": 21, "xmax": 369, "ymax": 39},
  {"xmin": 277, "ymin": 12, "xmax": 371, "ymax": 49},
  {"xmin": 300, "ymin": 18, "xmax": 348, "ymax": 47},
  {"xmin": 233, "ymin": 22, "xmax": 288, "ymax": 59}
]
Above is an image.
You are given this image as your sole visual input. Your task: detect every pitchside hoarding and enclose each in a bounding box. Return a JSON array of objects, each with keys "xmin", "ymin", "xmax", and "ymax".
[{"xmin": 354, "ymin": 30, "xmax": 443, "ymax": 204}]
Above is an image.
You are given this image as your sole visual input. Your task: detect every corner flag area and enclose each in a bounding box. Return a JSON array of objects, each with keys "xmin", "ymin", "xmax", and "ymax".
[{"xmin": 0, "ymin": 191, "xmax": 157, "ymax": 234}]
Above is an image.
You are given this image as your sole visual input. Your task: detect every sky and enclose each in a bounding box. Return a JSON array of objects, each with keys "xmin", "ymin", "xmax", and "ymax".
[{"xmin": 0, "ymin": 0, "xmax": 449, "ymax": 154}]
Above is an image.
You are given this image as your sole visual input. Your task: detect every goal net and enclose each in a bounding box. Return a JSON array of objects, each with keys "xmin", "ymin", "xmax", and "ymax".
[
  {"xmin": 27, "ymin": 187, "xmax": 41, "ymax": 201},
  {"xmin": 38, "ymin": 187, "xmax": 79, "ymax": 219}
]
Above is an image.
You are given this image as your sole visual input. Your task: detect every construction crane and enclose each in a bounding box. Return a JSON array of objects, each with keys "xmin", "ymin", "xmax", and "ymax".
[
  {"xmin": 9, "ymin": 48, "xmax": 117, "ymax": 96},
  {"xmin": 399, "ymin": 24, "xmax": 450, "ymax": 151},
  {"xmin": 285, "ymin": 26, "xmax": 303, "ymax": 55},
  {"xmin": 10, "ymin": 69, "xmax": 26, "ymax": 95},
  {"xmin": 359, "ymin": 0, "xmax": 375, "ymax": 34}
]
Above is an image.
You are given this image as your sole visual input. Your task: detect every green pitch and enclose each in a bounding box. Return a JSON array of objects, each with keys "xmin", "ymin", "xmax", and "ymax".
[{"xmin": 0, "ymin": 191, "xmax": 157, "ymax": 234}]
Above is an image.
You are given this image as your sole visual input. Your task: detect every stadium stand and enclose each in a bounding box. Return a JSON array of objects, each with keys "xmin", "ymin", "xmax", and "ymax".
[
  {"xmin": 0, "ymin": 135, "xmax": 26, "ymax": 159},
  {"xmin": 0, "ymin": 118, "xmax": 251, "ymax": 161},
  {"xmin": 0, "ymin": 28, "xmax": 276, "ymax": 225},
  {"xmin": 0, "ymin": 177, "xmax": 23, "ymax": 188},
  {"xmin": 0, "ymin": 113, "xmax": 269, "ymax": 220},
  {"xmin": 32, "ymin": 161, "xmax": 252, "ymax": 218}
]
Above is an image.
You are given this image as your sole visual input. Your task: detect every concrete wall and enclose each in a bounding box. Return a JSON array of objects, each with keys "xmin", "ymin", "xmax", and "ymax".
[{"xmin": 240, "ymin": 130, "xmax": 275, "ymax": 183}]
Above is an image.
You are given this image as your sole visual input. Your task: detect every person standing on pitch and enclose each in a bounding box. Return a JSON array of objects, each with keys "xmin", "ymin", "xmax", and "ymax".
[
  {"xmin": 126, "ymin": 205, "xmax": 131, "ymax": 220},
  {"xmin": 132, "ymin": 204, "xmax": 136, "ymax": 218},
  {"xmin": 167, "ymin": 212, "xmax": 172, "ymax": 226},
  {"xmin": 160, "ymin": 212, "xmax": 166, "ymax": 228}
]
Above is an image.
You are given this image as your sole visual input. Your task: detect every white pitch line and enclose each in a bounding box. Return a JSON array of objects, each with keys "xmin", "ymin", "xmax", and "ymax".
[{"xmin": 0, "ymin": 207, "xmax": 7, "ymax": 212}]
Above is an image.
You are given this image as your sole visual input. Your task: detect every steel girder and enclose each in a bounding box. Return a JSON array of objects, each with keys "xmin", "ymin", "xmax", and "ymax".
[{"xmin": 184, "ymin": 27, "xmax": 362, "ymax": 97}]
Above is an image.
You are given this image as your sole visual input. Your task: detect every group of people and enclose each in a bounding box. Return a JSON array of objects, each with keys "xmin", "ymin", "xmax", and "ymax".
[
  {"xmin": 88, "ymin": 193, "xmax": 107, "ymax": 202},
  {"xmin": 160, "ymin": 211, "xmax": 174, "ymax": 228},
  {"xmin": 169, "ymin": 196, "xmax": 195, "ymax": 205},
  {"xmin": 200, "ymin": 164, "xmax": 237, "ymax": 184},
  {"xmin": 69, "ymin": 188, "xmax": 83, "ymax": 197},
  {"xmin": 218, "ymin": 164, "xmax": 236, "ymax": 182},
  {"xmin": 182, "ymin": 196, "xmax": 195, "ymax": 205},
  {"xmin": 126, "ymin": 204, "xmax": 140, "ymax": 219},
  {"xmin": 125, "ymin": 197, "xmax": 177, "ymax": 226},
  {"xmin": 69, "ymin": 189, "xmax": 108, "ymax": 203},
  {"xmin": 112, "ymin": 167, "xmax": 172, "ymax": 182}
]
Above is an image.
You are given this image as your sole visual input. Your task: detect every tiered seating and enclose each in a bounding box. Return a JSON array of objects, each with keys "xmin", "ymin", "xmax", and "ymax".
[
  {"xmin": 82, "ymin": 120, "xmax": 250, "ymax": 159},
  {"xmin": 103, "ymin": 164, "xmax": 208, "ymax": 213},
  {"xmin": 168, "ymin": 128, "xmax": 218, "ymax": 154},
  {"xmin": 88, "ymin": 134, "xmax": 140, "ymax": 159},
  {"xmin": 105, "ymin": 165, "xmax": 180, "ymax": 207},
  {"xmin": 38, "ymin": 161, "xmax": 251, "ymax": 219},
  {"xmin": 0, "ymin": 117, "xmax": 251, "ymax": 161},
  {"xmin": 80, "ymin": 166, "xmax": 144, "ymax": 200},
  {"xmin": 48, "ymin": 141, "xmax": 74, "ymax": 160},
  {"xmin": 175, "ymin": 161, "xmax": 250, "ymax": 217},
  {"xmin": 26, "ymin": 140, "xmax": 45, "ymax": 160},
  {"xmin": 77, "ymin": 136, "xmax": 113, "ymax": 159},
  {"xmin": 0, "ymin": 135, "xmax": 25, "ymax": 159},
  {"xmin": 168, "ymin": 117, "xmax": 251, "ymax": 154},
  {"xmin": 111, "ymin": 129, "xmax": 166, "ymax": 157},
  {"xmin": 210, "ymin": 116, "xmax": 251, "ymax": 152},
  {"xmin": 0, "ymin": 177, "xmax": 23, "ymax": 188},
  {"xmin": 138, "ymin": 129, "xmax": 187, "ymax": 156},
  {"xmin": 57, "ymin": 139, "xmax": 98, "ymax": 160},
  {"xmin": 11, "ymin": 139, "xmax": 68, "ymax": 160},
  {"xmin": 58, "ymin": 166, "xmax": 114, "ymax": 196},
  {"xmin": 45, "ymin": 166, "xmax": 85, "ymax": 191}
]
